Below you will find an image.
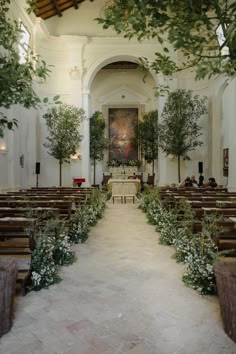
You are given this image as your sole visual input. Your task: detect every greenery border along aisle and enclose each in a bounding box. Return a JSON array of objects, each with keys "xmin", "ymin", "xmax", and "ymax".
[
  {"xmin": 138, "ymin": 189, "xmax": 226, "ymax": 295},
  {"xmin": 27, "ymin": 190, "xmax": 107, "ymax": 291}
]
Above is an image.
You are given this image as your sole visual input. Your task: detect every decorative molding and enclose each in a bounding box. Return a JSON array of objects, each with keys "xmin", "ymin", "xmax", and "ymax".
[
  {"xmin": 98, "ymin": 86, "xmax": 148, "ymax": 105},
  {"xmin": 69, "ymin": 66, "xmax": 81, "ymax": 80}
]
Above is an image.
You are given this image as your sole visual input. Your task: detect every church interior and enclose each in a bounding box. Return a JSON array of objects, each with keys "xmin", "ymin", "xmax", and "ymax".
[{"xmin": 0, "ymin": 0, "xmax": 236, "ymax": 352}]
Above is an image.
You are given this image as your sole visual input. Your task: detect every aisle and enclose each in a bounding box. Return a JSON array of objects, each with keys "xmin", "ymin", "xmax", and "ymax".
[{"xmin": 0, "ymin": 203, "xmax": 235, "ymax": 354}]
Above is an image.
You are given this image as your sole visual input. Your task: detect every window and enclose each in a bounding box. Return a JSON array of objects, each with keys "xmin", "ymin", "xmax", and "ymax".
[
  {"xmin": 18, "ymin": 22, "xmax": 30, "ymax": 64},
  {"xmin": 216, "ymin": 24, "xmax": 229, "ymax": 56}
]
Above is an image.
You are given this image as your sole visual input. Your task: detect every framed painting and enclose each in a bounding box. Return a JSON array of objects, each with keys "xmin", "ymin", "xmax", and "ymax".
[{"xmin": 109, "ymin": 108, "xmax": 138, "ymax": 162}]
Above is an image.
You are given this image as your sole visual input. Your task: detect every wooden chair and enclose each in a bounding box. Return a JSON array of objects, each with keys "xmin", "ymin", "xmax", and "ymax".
[
  {"xmin": 135, "ymin": 173, "xmax": 144, "ymax": 190},
  {"xmin": 123, "ymin": 182, "xmax": 136, "ymax": 203},
  {"xmin": 112, "ymin": 183, "xmax": 123, "ymax": 203},
  {"xmin": 146, "ymin": 173, "xmax": 155, "ymax": 187},
  {"xmin": 101, "ymin": 173, "xmax": 112, "ymax": 191}
]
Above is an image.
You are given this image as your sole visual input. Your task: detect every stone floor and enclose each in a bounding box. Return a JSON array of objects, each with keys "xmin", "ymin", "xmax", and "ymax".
[{"xmin": 0, "ymin": 202, "xmax": 235, "ymax": 354}]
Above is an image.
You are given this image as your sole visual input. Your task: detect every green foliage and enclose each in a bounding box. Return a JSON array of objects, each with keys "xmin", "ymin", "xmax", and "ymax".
[
  {"xmin": 68, "ymin": 190, "xmax": 107, "ymax": 243},
  {"xmin": 0, "ymin": 0, "xmax": 50, "ymax": 137},
  {"xmin": 139, "ymin": 189, "xmax": 227, "ymax": 295},
  {"xmin": 28, "ymin": 191, "xmax": 107, "ymax": 291},
  {"xmin": 133, "ymin": 110, "xmax": 158, "ymax": 174},
  {"xmin": 108, "ymin": 159, "xmax": 141, "ymax": 167},
  {"xmin": 138, "ymin": 187, "xmax": 160, "ymax": 214},
  {"xmin": 30, "ymin": 232, "xmax": 61, "ymax": 291},
  {"xmin": 43, "ymin": 104, "xmax": 85, "ymax": 186},
  {"xmin": 182, "ymin": 228, "xmax": 219, "ymax": 295},
  {"xmin": 90, "ymin": 111, "xmax": 109, "ymax": 185},
  {"xmin": 97, "ymin": 0, "xmax": 236, "ymax": 80},
  {"xmin": 159, "ymin": 89, "xmax": 207, "ymax": 182}
]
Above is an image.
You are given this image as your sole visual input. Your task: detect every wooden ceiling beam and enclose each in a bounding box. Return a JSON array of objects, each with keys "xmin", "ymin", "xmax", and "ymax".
[
  {"xmin": 72, "ymin": 0, "xmax": 79, "ymax": 9},
  {"xmin": 34, "ymin": 0, "xmax": 86, "ymax": 19},
  {"xmin": 51, "ymin": 0, "xmax": 62, "ymax": 17}
]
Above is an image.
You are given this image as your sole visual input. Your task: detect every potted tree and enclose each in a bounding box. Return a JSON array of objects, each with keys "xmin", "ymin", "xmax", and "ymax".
[
  {"xmin": 158, "ymin": 89, "xmax": 207, "ymax": 182},
  {"xmin": 43, "ymin": 104, "xmax": 85, "ymax": 186},
  {"xmin": 90, "ymin": 111, "xmax": 109, "ymax": 186},
  {"xmin": 132, "ymin": 110, "xmax": 158, "ymax": 175}
]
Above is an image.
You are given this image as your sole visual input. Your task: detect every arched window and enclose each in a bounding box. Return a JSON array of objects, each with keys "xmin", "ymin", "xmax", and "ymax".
[
  {"xmin": 216, "ymin": 24, "xmax": 229, "ymax": 56},
  {"xmin": 18, "ymin": 22, "xmax": 30, "ymax": 64}
]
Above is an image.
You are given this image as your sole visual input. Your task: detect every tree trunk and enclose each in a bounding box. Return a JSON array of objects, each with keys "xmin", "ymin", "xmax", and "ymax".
[
  {"xmin": 93, "ymin": 159, "xmax": 96, "ymax": 185},
  {"xmin": 152, "ymin": 159, "xmax": 155, "ymax": 175},
  {"xmin": 178, "ymin": 155, "xmax": 181, "ymax": 183},
  {"xmin": 59, "ymin": 160, "xmax": 62, "ymax": 186}
]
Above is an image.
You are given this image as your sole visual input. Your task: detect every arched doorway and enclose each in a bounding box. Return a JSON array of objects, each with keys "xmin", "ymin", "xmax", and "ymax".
[{"xmin": 82, "ymin": 56, "xmax": 157, "ymax": 185}]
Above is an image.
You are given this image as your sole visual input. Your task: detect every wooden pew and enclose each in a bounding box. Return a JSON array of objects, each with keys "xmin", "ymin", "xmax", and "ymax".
[
  {"xmin": 0, "ymin": 218, "xmax": 35, "ymax": 294},
  {"xmin": 0, "ymin": 200, "xmax": 72, "ymax": 219}
]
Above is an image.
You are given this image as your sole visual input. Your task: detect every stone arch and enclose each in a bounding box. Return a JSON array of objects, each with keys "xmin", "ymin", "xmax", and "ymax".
[{"xmin": 83, "ymin": 53, "xmax": 158, "ymax": 92}]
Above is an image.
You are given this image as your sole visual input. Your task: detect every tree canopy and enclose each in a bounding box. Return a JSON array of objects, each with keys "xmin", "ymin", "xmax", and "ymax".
[
  {"xmin": 97, "ymin": 0, "xmax": 236, "ymax": 80},
  {"xmin": 133, "ymin": 110, "xmax": 158, "ymax": 174},
  {"xmin": 43, "ymin": 104, "xmax": 85, "ymax": 186},
  {"xmin": 158, "ymin": 89, "xmax": 207, "ymax": 182},
  {"xmin": 90, "ymin": 111, "xmax": 109, "ymax": 185},
  {"xmin": 0, "ymin": 0, "xmax": 50, "ymax": 137}
]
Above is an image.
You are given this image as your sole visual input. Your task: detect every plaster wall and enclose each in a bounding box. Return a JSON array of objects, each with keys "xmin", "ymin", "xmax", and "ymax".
[
  {"xmin": 33, "ymin": 33, "xmax": 162, "ymax": 187},
  {"xmin": 90, "ymin": 68, "xmax": 157, "ymax": 185},
  {"xmin": 222, "ymin": 78, "xmax": 236, "ymax": 191},
  {"xmin": 2, "ymin": 1, "xmax": 235, "ymax": 190}
]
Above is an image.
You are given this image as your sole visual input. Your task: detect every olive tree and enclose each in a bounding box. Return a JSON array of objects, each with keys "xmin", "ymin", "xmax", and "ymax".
[
  {"xmin": 90, "ymin": 111, "xmax": 109, "ymax": 185},
  {"xmin": 158, "ymin": 89, "xmax": 207, "ymax": 182},
  {"xmin": 43, "ymin": 104, "xmax": 85, "ymax": 186},
  {"xmin": 133, "ymin": 110, "xmax": 158, "ymax": 174}
]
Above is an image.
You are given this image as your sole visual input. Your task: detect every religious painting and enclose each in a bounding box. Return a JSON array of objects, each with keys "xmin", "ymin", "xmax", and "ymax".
[
  {"xmin": 109, "ymin": 108, "xmax": 138, "ymax": 162},
  {"xmin": 223, "ymin": 148, "xmax": 229, "ymax": 177}
]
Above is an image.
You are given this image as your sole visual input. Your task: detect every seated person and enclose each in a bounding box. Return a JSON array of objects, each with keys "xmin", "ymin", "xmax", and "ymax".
[
  {"xmin": 206, "ymin": 177, "xmax": 217, "ymax": 188},
  {"xmin": 191, "ymin": 175, "xmax": 199, "ymax": 188},
  {"xmin": 180, "ymin": 176, "xmax": 193, "ymax": 187}
]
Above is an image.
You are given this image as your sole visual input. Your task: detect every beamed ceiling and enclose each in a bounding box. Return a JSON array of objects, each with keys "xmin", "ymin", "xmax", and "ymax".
[{"xmin": 33, "ymin": 0, "xmax": 87, "ymax": 20}]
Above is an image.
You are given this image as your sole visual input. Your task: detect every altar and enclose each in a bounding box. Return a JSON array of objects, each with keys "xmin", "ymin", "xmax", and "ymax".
[{"xmin": 107, "ymin": 178, "xmax": 141, "ymax": 193}]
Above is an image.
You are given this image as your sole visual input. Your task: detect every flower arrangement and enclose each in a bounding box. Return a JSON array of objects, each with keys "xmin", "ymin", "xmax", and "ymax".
[
  {"xmin": 107, "ymin": 159, "xmax": 122, "ymax": 167},
  {"xmin": 138, "ymin": 190, "xmax": 225, "ymax": 295},
  {"xmin": 108, "ymin": 159, "xmax": 141, "ymax": 167},
  {"xmin": 28, "ymin": 191, "xmax": 107, "ymax": 291},
  {"xmin": 69, "ymin": 190, "xmax": 107, "ymax": 243}
]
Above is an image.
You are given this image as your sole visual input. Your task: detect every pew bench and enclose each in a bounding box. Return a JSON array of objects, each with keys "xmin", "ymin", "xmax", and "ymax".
[{"xmin": 0, "ymin": 218, "xmax": 35, "ymax": 294}]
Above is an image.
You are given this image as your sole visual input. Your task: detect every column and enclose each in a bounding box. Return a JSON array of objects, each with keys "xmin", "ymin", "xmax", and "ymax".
[{"xmin": 81, "ymin": 90, "xmax": 91, "ymax": 186}]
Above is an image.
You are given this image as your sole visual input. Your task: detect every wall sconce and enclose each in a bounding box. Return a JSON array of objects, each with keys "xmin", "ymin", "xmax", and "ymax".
[
  {"xmin": 70, "ymin": 152, "xmax": 82, "ymax": 160},
  {"xmin": 69, "ymin": 66, "xmax": 80, "ymax": 80},
  {"xmin": 0, "ymin": 141, "xmax": 7, "ymax": 152},
  {"xmin": 167, "ymin": 154, "xmax": 176, "ymax": 160}
]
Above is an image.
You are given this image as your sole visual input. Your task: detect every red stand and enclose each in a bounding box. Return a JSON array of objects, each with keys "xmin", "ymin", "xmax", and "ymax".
[{"xmin": 73, "ymin": 178, "xmax": 86, "ymax": 187}]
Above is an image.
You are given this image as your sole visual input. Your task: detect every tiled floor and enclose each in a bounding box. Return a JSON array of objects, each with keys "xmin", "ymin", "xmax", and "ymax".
[{"xmin": 0, "ymin": 203, "xmax": 235, "ymax": 354}]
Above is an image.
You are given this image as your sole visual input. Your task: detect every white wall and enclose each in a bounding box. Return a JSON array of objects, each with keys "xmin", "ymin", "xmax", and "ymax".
[
  {"xmin": 222, "ymin": 78, "xmax": 236, "ymax": 191},
  {"xmin": 2, "ymin": 1, "xmax": 235, "ymax": 190},
  {"xmin": 90, "ymin": 68, "xmax": 157, "ymax": 185}
]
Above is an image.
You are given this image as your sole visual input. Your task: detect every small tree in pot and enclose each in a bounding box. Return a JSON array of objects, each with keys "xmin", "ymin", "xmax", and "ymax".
[
  {"xmin": 158, "ymin": 89, "xmax": 207, "ymax": 183},
  {"xmin": 132, "ymin": 110, "xmax": 158, "ymax": 175},
  {"xmin": 90, "ymin": 111, "xmax": 109, "ymax": 186},
  {"xmin": 43, "ymin": 104, "xmax": 85, "ymax": 186}
]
